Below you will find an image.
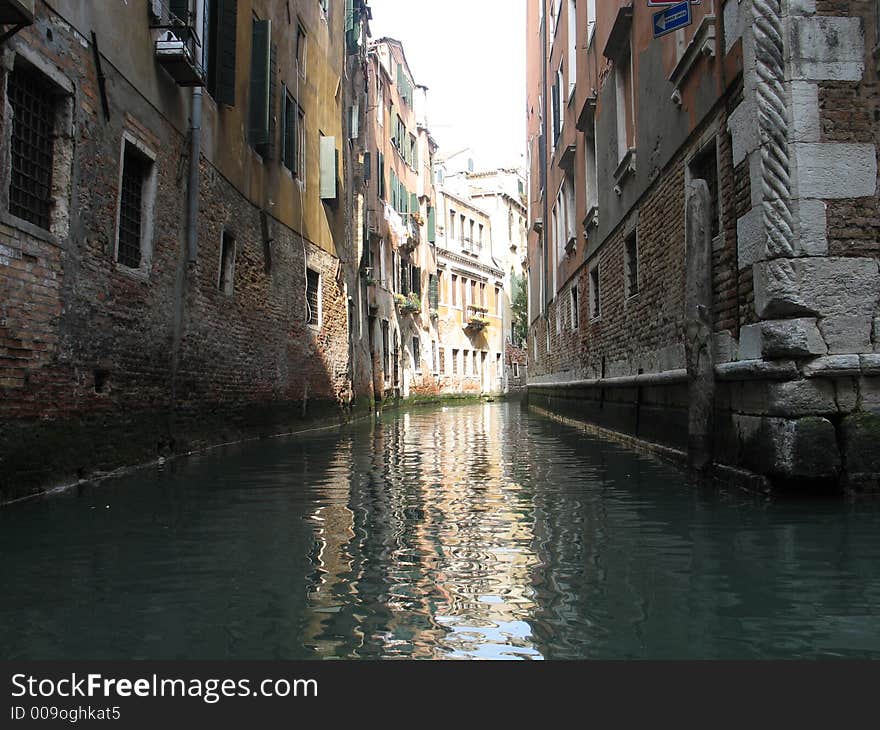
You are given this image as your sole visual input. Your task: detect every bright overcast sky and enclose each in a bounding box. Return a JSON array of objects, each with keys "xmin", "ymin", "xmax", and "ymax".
[{"xmin": 366, "ymin": 0, "xmax": 526, "ymax": 171}]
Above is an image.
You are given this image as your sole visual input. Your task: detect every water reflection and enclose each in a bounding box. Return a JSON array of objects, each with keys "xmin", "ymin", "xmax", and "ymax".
[{"xmin": 1, "ymin": 402, "xmax": 880, "ymax": 659}]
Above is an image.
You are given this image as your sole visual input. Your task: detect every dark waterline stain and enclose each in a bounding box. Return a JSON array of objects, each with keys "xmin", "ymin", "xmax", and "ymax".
[{"xmin": 1, "ymin": 402, "xmax": 879, "ymax": 660}]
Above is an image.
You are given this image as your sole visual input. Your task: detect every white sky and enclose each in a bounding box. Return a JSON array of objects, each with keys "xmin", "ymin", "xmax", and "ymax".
[{"xmin": 366, "ymin": 0, "xmax": 526, "ymax": 171}]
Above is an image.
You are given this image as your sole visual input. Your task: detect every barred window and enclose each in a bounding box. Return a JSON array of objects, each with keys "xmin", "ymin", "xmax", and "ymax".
[
  {"xmin": 218, "ymin": 231, "xmax": 236, "ymax": 295},
  {"xmin": 306, "ymin": 268, "xmax": 321, "ymax": 326},
  {"xmin": 7, "ymin": 65, "xmax": 56, "ymax": 230},
  {"xmin": 116, "ymin": 144, "xmax": 151, "ymax": 268}
]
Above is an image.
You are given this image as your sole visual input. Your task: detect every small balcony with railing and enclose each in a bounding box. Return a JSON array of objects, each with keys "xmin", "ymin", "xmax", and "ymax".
[
  {"xmin": 151, "ymin": 1, "xmax": 205, "ymax": 87},
  {"xmin": 464, "ymin": 305, "xmax": 490, "ymax": 333}
]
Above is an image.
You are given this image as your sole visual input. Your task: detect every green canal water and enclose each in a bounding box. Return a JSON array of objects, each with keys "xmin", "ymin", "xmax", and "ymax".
[{"xmin": 2, "ymin": 401, "xmax": 879, "ymax": 660}]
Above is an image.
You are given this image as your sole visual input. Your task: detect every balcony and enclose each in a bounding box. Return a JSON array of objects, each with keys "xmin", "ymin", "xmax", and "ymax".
[
  {"xmin": 151, "ymin": 7, "xmax": 205, "ymax": 87},
  {"xmin": 464, "ymin": 305, "xmax": 490, "ymax": 333},
  {"xmin": 394, "ymin": 292, "xmax": 421, "ymax": 315}
]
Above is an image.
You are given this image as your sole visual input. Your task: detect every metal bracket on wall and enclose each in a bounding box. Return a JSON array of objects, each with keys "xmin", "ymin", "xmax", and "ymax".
[
  {"xmin": 0, "ymin": 23, "xmax": 27, "ymax": 44},
  {"xmin": 90, "ymin": 30, "xmax": 111, "ymax": 122}
]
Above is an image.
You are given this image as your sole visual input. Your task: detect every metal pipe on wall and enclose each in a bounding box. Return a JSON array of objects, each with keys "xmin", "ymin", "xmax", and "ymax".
[{"xmin": 185, "ymin": 0, "xmax": 204, "ymax": 262}]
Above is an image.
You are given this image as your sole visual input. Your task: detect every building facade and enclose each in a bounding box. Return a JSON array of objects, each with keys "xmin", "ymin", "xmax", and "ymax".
[
  {"xmin": 0, "ymin": 0, "xmax": 369, "ymax": 501},
  {"xmin": 526, "ymin": 0, "xmax": 880, "ymax": 491},
  {"xmin": 433, "ymin": 181, "xmax": 505, "ymax": 394},
  {"xmin": 360, "ymin": 37, "xmax": 441, "ymax": 400}
]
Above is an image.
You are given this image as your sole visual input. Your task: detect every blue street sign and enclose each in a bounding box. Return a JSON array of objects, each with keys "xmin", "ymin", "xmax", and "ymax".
[{"xmin": 652, "ymin": 1, "xmax": 692, "ymax": 38}]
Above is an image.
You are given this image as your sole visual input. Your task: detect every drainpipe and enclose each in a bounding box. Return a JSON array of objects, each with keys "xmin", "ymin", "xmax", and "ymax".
[{"xmin": 186, "ymin": 0, "xmax": 204, "ymax": 262}]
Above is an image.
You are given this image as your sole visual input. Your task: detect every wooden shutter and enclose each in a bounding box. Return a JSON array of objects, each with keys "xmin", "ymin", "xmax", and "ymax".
[
  {"xmin": 410, "ymin": 192, "xmax": 418, "ymax": 215},
  {"xmin": 217, "ymin": 0, "xmax": 238, "ymax": 106},
  {"xmin": 427, "ymin": 206, "xmax": 435, "ymax": 243},
  {"xmin": 378, "ymin": 153, "xmax": 385, "ymax": 199},
  {"xmin": 412, "ymin": 266, "xmax": 421, "ymax": 297},
  {"xmin": 320, "ymin": 135, "xmax": 337, "ymax": 199},
  {"xmin": 248, "ymin": 19, "xmax": 271, "ymax": 147}
]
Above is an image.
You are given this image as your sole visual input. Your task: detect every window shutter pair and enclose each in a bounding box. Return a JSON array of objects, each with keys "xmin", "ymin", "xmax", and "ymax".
[{"xmin": 410, "ymin": 192, "xmax": 418, "ymax": 216}]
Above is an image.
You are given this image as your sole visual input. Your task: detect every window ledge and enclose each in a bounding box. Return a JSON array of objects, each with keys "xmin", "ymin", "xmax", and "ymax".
[
  {"xmin": 115, "ymin": 262, "xmax": 151, "ymax": 282},
  {"xmin": 583, "ymin": 204, "xmax": 599, "ymax": 231},
  {"xmin": 613, "ymin": 148, "xmax": 637, "ymax": 189},
  {"xmin": 669, "ymin": 15, "xmax": 716, "ymax": 96},
  {"xmin": 0, "ymin": 212, "xmax": 62, "ymax": 248}
]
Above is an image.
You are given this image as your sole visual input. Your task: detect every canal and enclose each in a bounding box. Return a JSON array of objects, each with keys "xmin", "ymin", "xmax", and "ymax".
[{"xmin": 2, "ymin": 401, "xmax": 880, "ymax": 660}]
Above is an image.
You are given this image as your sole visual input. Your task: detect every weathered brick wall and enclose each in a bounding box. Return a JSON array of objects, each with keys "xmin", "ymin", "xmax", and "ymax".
[
  {"xmin": 0, "ymin": 10, "xmax": 350, "ymax": 500},
  {"xmin": 529, "ymin": 106, "xmax": 740, "ymax": 381}
]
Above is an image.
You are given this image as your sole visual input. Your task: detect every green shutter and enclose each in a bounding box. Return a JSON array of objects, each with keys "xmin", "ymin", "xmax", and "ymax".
[
  {"xmin": 410, "ymin": 192, "xmax": 418, "ymax": 215},
  {"xmin": 320, "ymin": 135, "xmax": 337, "ymax": 199},
  {"xmin": 378, "ymin": 152, "xmax": 385, "ymax": 199},
  {"xmin": 427, "ymin": 206, "xmax": 436, "ymax": 243},
  {"xmin": 248, "ymin": 19, "xmax": 271, "ymax": 147},
  {"xmin": 413, "ymin": 137, "xmax": 419, "ymax": 169},
  {"xmin": 217, "ymin": 0, "xmax": 238, "ymax": 106},
  {"xmin": 170, "ymin": 0, "xmax": 189, "ymax": 22},
  {"xmin": 282, "ymin": 89, "xmax": 296, "ymax": 171},
  {"xmin": 429, "ymin": 274, "xmax": 438, "ymax": 310}
]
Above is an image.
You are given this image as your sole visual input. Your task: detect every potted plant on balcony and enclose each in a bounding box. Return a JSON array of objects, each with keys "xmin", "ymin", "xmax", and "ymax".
[
  {"xmin": 401, "ymin": 292, "xmax": 421, "ymax": 314},
  {"xmin": 465, "ymin": 305, "xmax": 490, "ymax": 332}
]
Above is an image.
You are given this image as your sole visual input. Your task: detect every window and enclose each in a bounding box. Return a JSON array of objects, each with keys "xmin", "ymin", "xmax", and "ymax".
[
  {"xmin": 587, "ymin": 0, "xmax": 597, "ymax": 42},
  {"xmin": 440, "ymin": 346, "xmax": 446, "ymax": 374},
  {"xmin": 513, "ymin": 362, "xmax": 519, "ymax": 378},
  {"xmin": 625, "ymin": 231, "xmax": 639, "ymax": 297},
  {"xmin": 689, "ymin": 140, "xmax": 720, "ymax": 240},
  {"xmin": 460, "ymin": 214, "xmax": 466, "ymax": 245},
  {"xmin": 452, "ymin": 348, "xmax": 459, "ymax": 375},
  {"xmin": 282, "ymin": 91, "xmax": 305, "ymax": 177},
  {"xmin": 204, "ymin": 0, "xmax": 238, "ymax": 105},
  {"xmin": 472, "ymin": 350, "xmax": 478, "ymax": 375},
  {"xmin": 451, "ymin": 274, "xmax": 458, "ymax": 307},
  {"xmin": 306, "ymin": 267, "xmax": 321, "ymax": 326},
  {"xmin": 478, "ymin": 223, "xmax": 484, "ymax": 250},
  {"xmin": 615, "ymin": 46, "xmax": 634, "ymax": 164},
  {"xmin": 432, "ymin": 340, "xmax": 438, "ymax": 373},
  {"xmin": 218, "ymin": 231, "xmax": 236, "ymax": 295},
  {"xmin": 319, "ymin": 0, "xmax": 329, "ymax": 17},
  {"xmin": 589, "ymin": 266, "xmax": 600, "ymax": 320},
  {"xmin": 115, "ymin": 139, "xmax": 156, "ymax": 270},
  {"xmin": 412, "ymin": 337, "xmax": 421, "ymax": 372},
  {"xmin": 570, "ymin": 284, "xmax": 578, "ymax": 329},
  {"xmin": 495, "ymin": 286, "xmax": 501, "ymax": 316},
  {"xmin": 429, "ymin": 274, "xmax": 439, "ymax": 310},
  {"xmin": 449, "ymin": 209, "xmax": 455, "ymax": 240},
  {"xmin": 479, "ymin": 282, "xmax": 486, "ymax": 308},
  {"xmin": 556, "ymin": 304, "xmax": 561, "ymax": 334},
  {"xmin": 376, "ymin": 79, "xmax": 384, "ymax": 126},
  {"xmin": 377, "ymin": 152, "xmax": 385, "ymax": 199},
  {"xmin": 382, "ymin": 320, "xmax": 390, "ymax": 375},
  {"xmin": 463, "ymin": 349, "xmax": 469, "ymax": 375},
  {"xmin": 584, "ymin": 117, "xmax": 599, "ymax": 220},
  {"xmin": 567, "ymin": 0, "xmax": 576, "ymax": 98},
  {"xmin": 296, "ymin": 22, "xmax": 307, "ymax": 76},
  {"xmin": 7, "ymin": 64, "xmax": 56, "ymax": 230}
]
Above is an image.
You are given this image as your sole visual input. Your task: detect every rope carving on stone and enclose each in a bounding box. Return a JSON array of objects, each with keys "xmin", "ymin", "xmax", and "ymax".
[{"xmin": 752, "ymin": 0, "xmax": 795, "ymax": 258}]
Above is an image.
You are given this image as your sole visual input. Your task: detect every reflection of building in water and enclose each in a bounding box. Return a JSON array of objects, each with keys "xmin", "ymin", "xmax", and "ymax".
[{"xmin": 301, "ymin": 404, "xmax": 545, "ymax": 659}]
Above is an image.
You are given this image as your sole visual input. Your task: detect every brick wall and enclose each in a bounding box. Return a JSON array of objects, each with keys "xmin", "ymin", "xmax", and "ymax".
[
  {"xmin": 0, "ymin": 11, "xmax": 351, "ymax": 501},
  {"xmin": 529, "ymin": 104, "xmax": 741, "ymax": 382}
]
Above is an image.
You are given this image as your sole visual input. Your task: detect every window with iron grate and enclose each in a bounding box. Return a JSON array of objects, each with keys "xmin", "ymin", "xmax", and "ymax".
[
  {"xmin": 7, "ymin": 65, "xmax": 56, "ymax": 230},
  {"xmin": 116, "ymin": 145, "xmax": 151, "ymax": 268},
  {"xmin": 306, "ymin": 268, "xmax": 321, "ymax": 326}
]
